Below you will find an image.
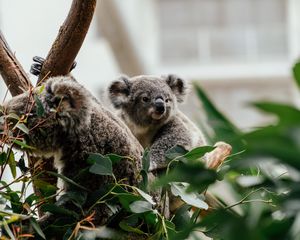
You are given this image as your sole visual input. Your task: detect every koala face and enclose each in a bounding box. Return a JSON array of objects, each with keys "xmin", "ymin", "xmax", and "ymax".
[
  {"xmin": 0, "ymin": 77, "xmax": 91, "ymax": 151},
  {"xmin": 109, "ymin": 74, "xmax": 187, "ymax": 127}
]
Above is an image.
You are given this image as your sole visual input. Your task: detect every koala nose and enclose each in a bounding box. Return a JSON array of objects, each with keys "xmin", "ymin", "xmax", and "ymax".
[{"xmin": 154, "ymin": 98, "xmax": 165, "ymax": 114}]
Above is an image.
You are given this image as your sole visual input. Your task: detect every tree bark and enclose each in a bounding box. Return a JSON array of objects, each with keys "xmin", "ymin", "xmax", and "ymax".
[
  {"xmin": 96, "ymin": 0, "xmax": 145, "ymax": 76},
  {"xmin": 38, "ymin": 0, "xmax": 97, "ymax": 82},
  {"xmin": 0, "ymin": 31, "xmax": 32, "ymax": 96}
]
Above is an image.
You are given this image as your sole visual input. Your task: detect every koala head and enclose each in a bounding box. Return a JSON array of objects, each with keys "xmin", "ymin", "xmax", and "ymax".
[
  {"xmin": 109, "ymin": 74, "xmax": 187, "ymax": 127},
  {"xmin": 0, "ymin": 76, "xmax": 91, "ymax": 151}
]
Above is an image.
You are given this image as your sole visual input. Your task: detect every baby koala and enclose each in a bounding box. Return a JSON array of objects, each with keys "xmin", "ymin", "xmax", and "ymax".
[
  {"xmin": 108, "ymin": 74, "xmax": 232, "ymax": 217},
  {"xmin": 109, "ymin": 74, "xmax": 209, "ymax": 171}
]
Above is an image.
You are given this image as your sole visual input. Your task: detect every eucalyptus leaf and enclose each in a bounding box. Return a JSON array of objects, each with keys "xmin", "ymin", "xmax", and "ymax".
[
  {"xmin": 0, "ymin": 152, "xmax": 7, "ymax": 165},
  {"xmin": 135, "ymin": 187, "xmax": 156, "ymax": 205},
  {"xmin": 106, "ymin": 153, "xmax": 124, "ymax": 165},
  {"xmin": 46, "ymin": 171, "xmax": 89, "ymax": 191},
  {"xmin": 30, "ymin": 218, "xmax": 46, "ymax": 239},
  {"xmin": 13, "ymin": 139, "xmax": 35, "ymax": 150},
  {"xmin": 34, "ymin": 95, "xmax": 45, "ymax": 117},
  {"xmin": 236, "ymin": 175, "xmax": 264, "ymax": 188},
  {"xmin": 15, "ymin": 123, "xmax": 29, "ymax": 134},
  {"xmin": 41, "ymin": 203, "xmax": 79, "ymax": 219},
  {"xmin": 129, "ymin": 200, "xmax": 153, "ymax": 213},
  {"xmin": 8, "ymin": 151, "xmax": 16, "ymax": 178},
  {"xmin": 88, "ymin": 153, "xmax": 113, "ymax": 176},
  {"xmin": 170, "ymin": 183, "xmax": 208, "ymax": 210},
  {"xmin": 182, "ymin": 146, "xmax": 215, "ymax": 162},
  {"xmin": 119, "ymin": 220, "xmax": 146, "ymax": 235}
]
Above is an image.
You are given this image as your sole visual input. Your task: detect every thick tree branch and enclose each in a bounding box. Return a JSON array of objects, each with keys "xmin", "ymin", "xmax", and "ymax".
[
  {"xmin": 96, "ymin": 0, "xmax": 145, "ymax": 76},
  {"xmin": 38, "ymin": 0, "xmax": 97, "ymax": 82},
  {"xmin": 0, "ymin": 31, "xmax": 32, "ymax": 96}
]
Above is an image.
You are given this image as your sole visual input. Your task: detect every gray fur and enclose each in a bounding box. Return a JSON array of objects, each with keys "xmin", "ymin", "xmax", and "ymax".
[
  {"xmin": 1, "ymin": 76, "xmax": 143, "ymax": 226},
  {"xmin": 108, "ymin": 74, "xmax": 206, "ymax": 172}
]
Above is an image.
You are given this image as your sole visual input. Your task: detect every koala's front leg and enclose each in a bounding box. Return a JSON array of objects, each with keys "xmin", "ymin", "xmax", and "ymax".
[{"xmin": 30, "ymin": 56, "xmax": 77, "ymax": 76}]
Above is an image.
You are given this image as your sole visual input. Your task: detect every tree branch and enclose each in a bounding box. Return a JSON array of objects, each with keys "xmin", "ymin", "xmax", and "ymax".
[
  {"xmin": 0, "ymin": 31, "xmax": 32, "ymax": 96},
  {"xmin": 96, "ymin": 0, "xmax": 145, "ymax": 76},
  {"xmin": 38, "ymin": 0, "xmax": 97, "ymax": 82}
]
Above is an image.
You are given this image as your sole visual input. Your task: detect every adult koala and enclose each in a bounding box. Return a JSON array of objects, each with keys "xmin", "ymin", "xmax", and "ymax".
[{"xmin": 0, "ymin": 76, "xmax": 143, "ymax": 230}]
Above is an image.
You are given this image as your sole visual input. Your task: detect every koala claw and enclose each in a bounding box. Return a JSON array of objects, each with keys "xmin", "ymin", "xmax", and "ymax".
[{"xmin": 30, "ymin": 56, "xmax": 77, "ymax": 76}]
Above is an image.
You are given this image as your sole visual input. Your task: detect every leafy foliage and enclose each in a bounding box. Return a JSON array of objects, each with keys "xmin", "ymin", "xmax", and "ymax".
[{"xmin": 1, "ymin": 62, "xmax": 300, "ymax": 239}]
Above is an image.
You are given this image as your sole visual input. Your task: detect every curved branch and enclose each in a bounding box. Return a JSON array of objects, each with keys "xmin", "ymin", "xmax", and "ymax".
[
  {"xmin": 38, "ymin": 0, "xmax": 97, "ymax": 82},
  {"xmin": 0, "ymin": 31, "xmax": 32, "ymax": 96}
]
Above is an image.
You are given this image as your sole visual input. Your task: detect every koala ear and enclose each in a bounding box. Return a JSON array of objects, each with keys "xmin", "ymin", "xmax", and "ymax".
[
  {"xmin": 108, "ymin": 75, "xmax": 131, "ymax": 108},
  {"xmin": 45, "ymin": 78, "xmax": 89, "ymax": 113},
  {"xmin": 165, "ymin": 74, "xmax": 187, "ymax": 102}
]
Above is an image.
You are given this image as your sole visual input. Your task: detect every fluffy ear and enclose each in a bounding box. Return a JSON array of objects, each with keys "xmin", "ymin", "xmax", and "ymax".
[
  {"xmin": 108, "ymin": 75, "xmax": 131, "ymax": 108},
  {"xmin": 165, "ymin": 74, "xmax": 187, "ymax": 102},
  {"xmin": 44, "ymin": 77, "xmax": 90, "ymax": 114}
]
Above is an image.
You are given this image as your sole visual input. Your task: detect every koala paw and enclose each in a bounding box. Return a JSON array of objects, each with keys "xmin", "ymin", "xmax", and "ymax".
[
  {"xmin": 206, "ymin": 141, "xmax": 232, "ymax": 169},
  {"xmin": 30, "ymin": 56, "xmax": 77, "ymax": 76}
]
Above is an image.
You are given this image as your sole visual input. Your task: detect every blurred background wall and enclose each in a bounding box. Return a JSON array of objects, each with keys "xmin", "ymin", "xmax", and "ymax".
[{"xmin": 1, "ymin": 0, "xmax": 300, "ymax": 131}]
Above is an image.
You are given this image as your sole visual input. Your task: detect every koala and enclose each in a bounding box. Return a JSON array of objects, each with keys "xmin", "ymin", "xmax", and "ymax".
[
  {"xmin": 108, "ymin": 75, "xmax": 232, "ymax": 217},
  {"xmin": 0, "ymin": 76, "xmax": 143, "ymax": 229},
  {"xmin": 108, "ymin": 74, "xmax": 206, "ymax": 172}
]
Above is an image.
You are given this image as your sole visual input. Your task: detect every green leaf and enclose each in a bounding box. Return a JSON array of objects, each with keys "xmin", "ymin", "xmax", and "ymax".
[
  {"xmin": 34, "ymin": 179, "xmax": 57, "ymax": 197},
  {"xmin": 116, "ymin": 193, "xmax": 141, "ymax": 211},
  {"xmin": 129, "ymin": 200, "xmax": 153, "ymax": 213},
  {"xmin": 0, "ymin": 152, "xmax": 7, "ymax": 165},
  {"xmin": 17, "ymin": 156, "xmax": 28, "ymax": 173},
  {"xmin": 106, "ymin": 153, "xmax": 124, "ymax": 165},
  {"xmin": 6, "ymin": 113, "xmax": 20, "ymax": 120},
  {"xmin": 165, "ymin": 220, "xmax": 177, "ymax": 238},
  {"xmin": 38, "ymin": 84, "xmax": 45, "ymax": 94},
  {"xmin": 89, "ymin": 154, "xmax": 113, "ymax": 176},
  {"xmin": 154, "ymin": 162, "xmax": 217, "ymax": 192},
  {"xmin": 293, "ymin": 61, "xmax": 300, "ymax": 89},
  {"xmin": 41, "ymin": 203, "xmax": 79, "ymax": 219},
  {"xmin": 183, "ymin": 146, "xmax": 215, "ymax": 162},
  {"xmin": 8, "ymin": 151, "xmax": 16, "ymax": 178},
  {"xmin": 46, "ymin": 171, "xmax": 89, "ymax": 191},
  {"xmin": 172, "ymin": 204, "xmax": 191, "ymax": 231},
  {"xmin": 2, "ymin": 221, "xmax": 15, "ymax": 240},
  {"xmin": 25, "ymin": 194, "xmax": 39, "ymax": 206},
  {"xmin": 135, "ymin": 187, "xmax": 156, "ymax": 205},
  {"xmin": 239, "ymin": 126, "xmax": 300, "ymax": 170},
  {"xmin": 13, "ymin": 139, "xmax": 35, "ymax": 150},
  {"xmin": 253, "ymin": 102, "xmax": 300, "ymax": 126},
  {"xmin": 142, "ymin": 149, "xmax": 150, "ymax": 172},
  {"xmin": 34, "ymin": 95, "xmax": 45, "ymax": 117},
  {"xmin": 170, "ymin": 183, "xmax": 208, "ymax": 209},
  {"xmin": 166, "ymin": 145, "xmax": 188, "ymax": 160},
  {"xmin": 119, "ymin": 220, "xmax": 146, "ymax": 235},
  {"xmin": 15, "ymin": 123, "xmax": 29, "ymax": 134},
  {"xmin": 30, "ymin": 218, "xmax": 46, "ymax": 239},
  {"xmin": 67, "ymin": 191, "xmax": 87, "ymax": 207},
  {"xmin": 236, "ymin": 176, "xmax": 264, "ymax": 188}
]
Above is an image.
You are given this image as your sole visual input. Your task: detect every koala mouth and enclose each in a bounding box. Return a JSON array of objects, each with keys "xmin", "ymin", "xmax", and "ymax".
[
  {"xmin": 149, "ymin": 107, "xmax": 166, "ymax": 120},
  {"xmin": 151, "ymin": 112, "xmax": 165, "ymax": 120}
]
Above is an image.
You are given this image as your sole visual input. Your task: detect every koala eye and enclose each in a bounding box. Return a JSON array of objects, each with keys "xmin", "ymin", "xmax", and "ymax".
[
  {"xmin": 52, "ymin": 96, "xmax": 63, "ymax": 106},
  {"xmin": 142, "ymin": 97, "xmax": 150, "ymax": 103},
  {"xmin": 166, "ymin": 98, "xmax": 171, "ymax": 103}
]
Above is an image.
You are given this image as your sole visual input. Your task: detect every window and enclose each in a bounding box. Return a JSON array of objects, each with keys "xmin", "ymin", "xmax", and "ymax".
[{"xmin": 158, "ymin": 0, "xmax": 288, "ymax": 64}]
